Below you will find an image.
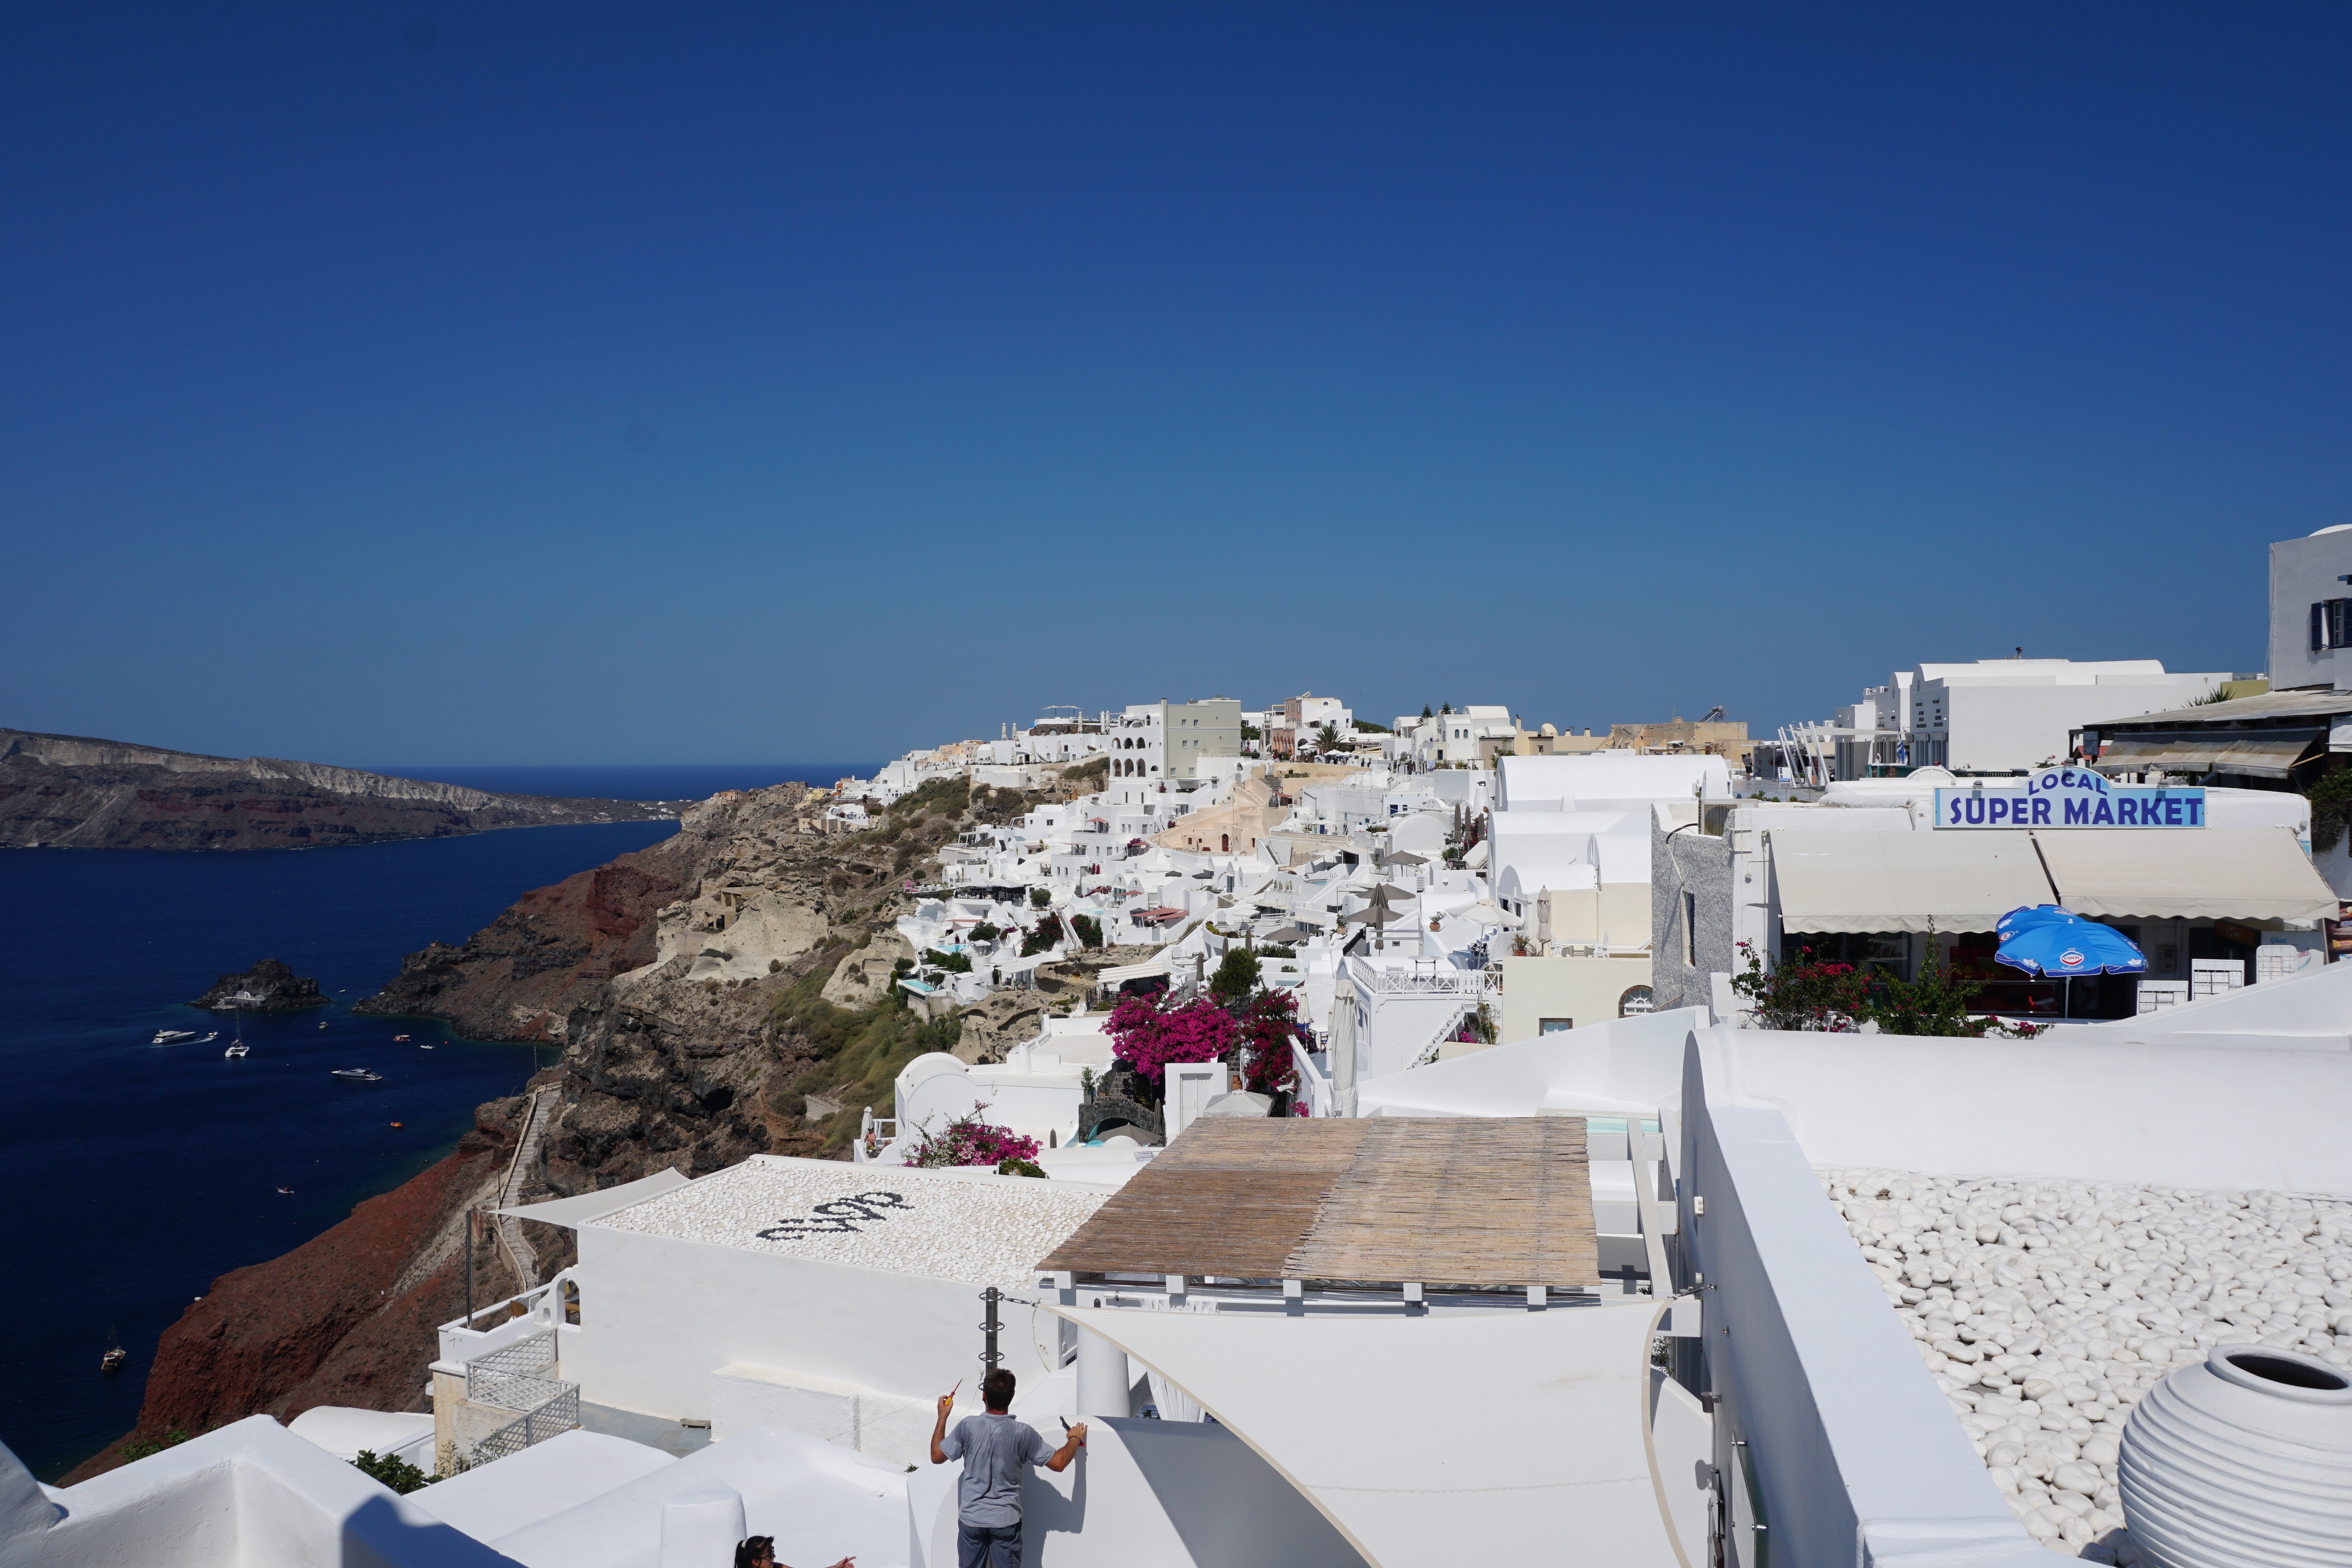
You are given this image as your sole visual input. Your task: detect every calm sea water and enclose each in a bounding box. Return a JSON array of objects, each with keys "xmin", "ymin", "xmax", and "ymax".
[{"xmin": 0, "ymin": 764, "xmax": 868, "ymax": 1481}]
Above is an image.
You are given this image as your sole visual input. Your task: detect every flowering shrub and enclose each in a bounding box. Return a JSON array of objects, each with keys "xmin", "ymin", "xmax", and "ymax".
[
  {"xmin": 1730, "ymin": 939, "xmax": 2045, "ymax": 1039},
  {"xmin": 1020, "ymin": 914, "xmax": 1065, "ymax": 958},
  {"xmin": 901, "ymin": 1106, "xmax": 1041, "ymax": 1168},
  {"xmin": 1238, "ymin": 988, "xmax": 1307, "ymax": 1094},
  {"xmin": 1107, "ymin": 992, "xmax": 1237, "ymax": 1086},
  {"xmin": 1730, "ymin": 941, "xmax": 1870, "ymax": 1031}
]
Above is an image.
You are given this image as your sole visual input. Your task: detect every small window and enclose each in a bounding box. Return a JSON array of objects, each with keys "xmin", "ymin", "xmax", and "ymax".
[
  {"xmin": 1539, "ymin": 1017, "xmax": 1575, "ymax": 1034},
  {"xmin": 2315, "ymin": 600, "xmax": 2352, "ymax": 651}
]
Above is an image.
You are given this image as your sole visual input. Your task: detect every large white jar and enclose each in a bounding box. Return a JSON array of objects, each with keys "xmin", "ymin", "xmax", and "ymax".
[{"xmin": 2118, "ymin": 1342, "xmax": 2352, "ymax": 1567}]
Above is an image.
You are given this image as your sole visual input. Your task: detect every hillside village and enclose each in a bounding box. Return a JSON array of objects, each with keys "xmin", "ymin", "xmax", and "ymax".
[{"xmin": 20, "ymin": 527, "xmax": 2352, "ymax": 1568}]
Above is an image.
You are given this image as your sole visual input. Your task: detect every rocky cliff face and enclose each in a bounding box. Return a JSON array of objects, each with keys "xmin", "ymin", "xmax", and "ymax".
[
  {"xmin": 0, "ymin": 728, "xmax": 671, "ymax": 850},
  {"xmin": 79, "ymin": 775, "xmax": 1028, "ymax": 1475}
]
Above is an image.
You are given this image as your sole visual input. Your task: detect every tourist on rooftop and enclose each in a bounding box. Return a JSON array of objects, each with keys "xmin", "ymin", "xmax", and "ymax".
[
  {"xmin": 930, "ymin": 1368, "xmax": 1085, "ymax": 1568},
  {"xmin": 732, "ymin": 1534, "xmax": 851, "ymax": 1568}
]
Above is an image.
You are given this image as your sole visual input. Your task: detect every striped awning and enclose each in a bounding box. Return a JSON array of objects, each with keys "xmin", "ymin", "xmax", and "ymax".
[{"xmin": 2092, "ymin": 731, "xmax": 2319, "ymax": 780}]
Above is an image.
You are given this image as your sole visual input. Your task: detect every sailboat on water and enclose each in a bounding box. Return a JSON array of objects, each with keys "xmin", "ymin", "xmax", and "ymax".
[
  {"xmin": 101, "ymin": 1326, "xmax": 126, "ymax": 1373},
  {"xmin": 224, "ymin": 992, "xmax": 255, "ymax": 1058}
]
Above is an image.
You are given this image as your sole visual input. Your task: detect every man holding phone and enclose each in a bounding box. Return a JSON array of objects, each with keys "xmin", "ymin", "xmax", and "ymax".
[{"xmin": 930, "ymin": 1368, "xmax": 1086, "ymax": 1568}]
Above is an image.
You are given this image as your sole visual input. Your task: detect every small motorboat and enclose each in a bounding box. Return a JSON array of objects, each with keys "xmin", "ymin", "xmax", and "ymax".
[
  {"xmin": 389, "ymin": 1121, "xmax": 403, "ymax": 1128},
  {"xmin": 276, "ymin": 1186, "xmax": 293, "ymax": 1195},
  {"xmin": 329, "ymin": 1068, "xmax": 382, "ymax": 1082},
  {"xmin": 102, "ymin": 1326, "xmax": 126, "ymax": 1373},
  {"xmin": 151, "ymin": 1029, "xmax": 197, "ymax": 1045},
  {"xmin": 224, "ymin": 1043, "xmax": 249, "ymax": 1058},
  {"xmin": 318, "ymin": 1021, "xmax": 329, "ymax": 1031},
  {"xmin": 193, "ymin": 1032, "xmax": 218, "ymax": 1045},
  {"xmin": 419, "ymin": 1043, "xmax": 436, "ymax": 1050},
  {"xmin": 393, "ymin": 1034, "xmax": 410, "ymax": 1042}
]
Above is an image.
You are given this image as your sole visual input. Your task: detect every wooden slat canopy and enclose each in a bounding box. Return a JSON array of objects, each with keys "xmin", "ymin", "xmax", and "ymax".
[{"xmin": 1037, "ymin": 1117, "xmax": 1596, "ymax": 1289}]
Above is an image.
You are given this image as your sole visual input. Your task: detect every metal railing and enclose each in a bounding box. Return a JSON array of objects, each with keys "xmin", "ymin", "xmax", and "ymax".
[
  {"xmin": 1351, "ymin": 959, "xmax": 1495, "ymax": 997},
  {"xmin": 464, "ymin": 1385, "xmax": 580, "ymax": 1467},
  {"xmin": 456, "ymin": 1329, "xmax": 579, "ymax": 1467}
]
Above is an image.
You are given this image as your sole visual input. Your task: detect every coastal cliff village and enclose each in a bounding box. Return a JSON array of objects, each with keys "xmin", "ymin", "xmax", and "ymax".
[{"xmin": 18, "ymin": 529, "xmax": 2352, "ymax": 1568}]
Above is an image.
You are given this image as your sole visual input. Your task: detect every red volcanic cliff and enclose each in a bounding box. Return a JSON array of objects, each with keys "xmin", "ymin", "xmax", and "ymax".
[
  {"xmin": 355, "ymin": 852, "xmax": 686, "ymax": 1041},
  {"xmin": 65, "ymin": 1099, "xmax": 529, "ymax": 1483}
]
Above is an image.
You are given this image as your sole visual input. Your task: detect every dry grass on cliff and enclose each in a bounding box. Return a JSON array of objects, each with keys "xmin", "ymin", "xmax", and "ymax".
[{"xmin": 766, "ymin": 965, "xmax": 962, "ymax": 1151}]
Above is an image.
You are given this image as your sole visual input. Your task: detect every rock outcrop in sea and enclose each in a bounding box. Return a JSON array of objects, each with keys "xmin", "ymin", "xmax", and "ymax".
[
  {"xmin": 188, "ymin": 959, "xmax": 328, "ymax": 1011},
  {"xmin": 0, "ymin": 727, "xmax": 673, "ymax": 850},
  {"xmin": 72, "ymin": 773, "xmax": 1086, "ymax": 1480}
]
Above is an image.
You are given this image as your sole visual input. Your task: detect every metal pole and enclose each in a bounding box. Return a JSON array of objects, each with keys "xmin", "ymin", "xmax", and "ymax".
[
  {"xmin": 465, "ymin": 1210, "xmax": 475, "ymax": 1326},
  {"xmin": 979, "ymin": 1286, "xmax": 1002, "ymax": 1375}
]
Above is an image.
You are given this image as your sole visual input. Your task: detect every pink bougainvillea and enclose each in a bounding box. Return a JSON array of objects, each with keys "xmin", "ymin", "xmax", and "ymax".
[
  {"xmin": 901, "ymin": 1105, "xmax": 1041, "ymax": 1168},
  {"xmin": 1238, "ymin": 988, "xmax": 1307, "ymax": 1095},
  {"xmin": 1106, "ymin": 992, "xmax": 1238, "ymax": 1085}
]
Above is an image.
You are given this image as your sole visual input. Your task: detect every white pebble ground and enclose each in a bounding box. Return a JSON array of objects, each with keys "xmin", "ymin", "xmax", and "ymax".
[
  {"xmin": 597, "ymin": 1155, "xmax": 1106, "ymax": 1292},
  {"xmin": 1819, "ymin": 1167, "xmax": 2352, "ymax": 1561}
]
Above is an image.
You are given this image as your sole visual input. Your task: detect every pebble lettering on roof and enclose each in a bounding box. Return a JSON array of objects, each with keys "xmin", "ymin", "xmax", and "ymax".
[
  {"xmin": 1820, "ymin": 1166, "xmax": 2352, "ymax": 1560},
  {"xmin": 596, "ymin": 1158, "xmax": 1107, "ymax": 1291}
]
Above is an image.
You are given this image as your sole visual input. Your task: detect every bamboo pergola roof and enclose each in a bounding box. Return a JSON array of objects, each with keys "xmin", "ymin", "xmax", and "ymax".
[{"xmin": 1037, "ymin": 1117, "xmax": 1598, "ymax": 1289}]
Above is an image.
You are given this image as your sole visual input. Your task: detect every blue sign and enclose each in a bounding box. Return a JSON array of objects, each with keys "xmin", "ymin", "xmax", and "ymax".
[{"xmin": 1933, "ymin": 768, "xmax": 2205, "ymax": 830}]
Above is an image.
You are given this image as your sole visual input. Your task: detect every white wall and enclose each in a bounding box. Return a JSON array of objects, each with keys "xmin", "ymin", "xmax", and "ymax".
[
  {"xmin": 1699, "ymin": 1021, "xmax": 2352, "ymax": 1193},
  {"xmin": 2270, "ymin": 528, "xmax": 2352, "ymax": 691},
  {"xmin": 6, "ymin": 1416, "xmax": 514, "ymax": 1568},
  {"xmin": 1677, "ymin": 1037, "xmax": 2049, "ymax": 1568},
  {"xmin": 562, "ymin": 1228, "xmax": 1064, "ymax": 1450},
  {"xmin": 908, "ymin": 1418, "xmax": 1366, "ymax": 1568}
]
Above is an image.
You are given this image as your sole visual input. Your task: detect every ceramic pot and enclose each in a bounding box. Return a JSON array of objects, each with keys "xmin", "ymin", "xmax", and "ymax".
[{"xmin": 2118, "ymin": 1342, "xmax": 2352, "ymax": 1567}]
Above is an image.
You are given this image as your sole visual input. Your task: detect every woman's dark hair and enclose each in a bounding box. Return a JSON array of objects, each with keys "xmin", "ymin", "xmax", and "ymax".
[
  {"xmin": 734, "ymin": 1537, "xmax": 775, "ymax": 1568},
  {"xmin": 981, "ymin": 1368, "xmax": 1017, "ymax": 1409}
]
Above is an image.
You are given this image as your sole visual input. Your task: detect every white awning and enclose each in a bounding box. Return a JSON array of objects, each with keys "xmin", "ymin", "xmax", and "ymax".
[
  {"xmin": 2034, "ymin": 828, "xmax": 2338, "ymax": 923},
  {"xmin": 1094, "ymin": 952, "xmax": 1172, "ymax": 986},
  {"xmin": 1772, "ymin": 830, "xmax": 2056, "ymax": 934},
  {"xmin": 495, "ymin": 1167, "xmax": 691, "ymax": 1228},
  {"xmin": 1047, "ymin": 1299, "xmax": 1678, "ymax": 1567}
]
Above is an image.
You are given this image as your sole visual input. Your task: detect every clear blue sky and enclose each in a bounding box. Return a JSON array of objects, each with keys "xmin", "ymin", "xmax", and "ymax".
[{"xmin": 6, "ymin": 4, "xmax": 2347, "ymax": 767}]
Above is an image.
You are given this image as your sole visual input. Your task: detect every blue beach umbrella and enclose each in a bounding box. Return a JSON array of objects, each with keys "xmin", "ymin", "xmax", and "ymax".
[{"xmin": 1993, "ymin": 904, "xmax": 2148, "ymax": 978}]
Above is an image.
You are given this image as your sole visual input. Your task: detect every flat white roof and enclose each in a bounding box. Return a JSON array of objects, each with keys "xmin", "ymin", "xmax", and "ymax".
[{"xmin": 591, "ymin": 1155, "xmax": 1107, "ymax": 1289}]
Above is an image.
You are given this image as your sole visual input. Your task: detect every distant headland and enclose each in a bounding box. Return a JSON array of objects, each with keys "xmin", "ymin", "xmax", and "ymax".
[{"xmin": 0, "ymin": 728, "xmax": 675, "ymax": 850}]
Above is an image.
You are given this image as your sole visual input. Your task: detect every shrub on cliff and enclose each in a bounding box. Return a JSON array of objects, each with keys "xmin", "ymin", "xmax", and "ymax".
[
  {"xmin": 889, "ymin": 775, "xmax": 971, "ymax": 821},
  {"xmin": 924, "ymin": 948, "xmax": 973, "ymax": 974}
]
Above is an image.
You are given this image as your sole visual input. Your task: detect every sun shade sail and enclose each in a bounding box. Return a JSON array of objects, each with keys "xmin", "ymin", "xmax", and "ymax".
[
  {"xmin": 495, "ymin": 1167, "xmax": 691, "ymax": 1226},
  {"xmin": 1772, "ymin": 831, "xmax": 2057, "ymax": 934},
  {"xmin": 1047, "ymin": 1299, "xmax": 1678, "ymax": 1568},
  {"xmin": 2033, "ymin": 828, "xmax": 2338, "ymax": 923}
]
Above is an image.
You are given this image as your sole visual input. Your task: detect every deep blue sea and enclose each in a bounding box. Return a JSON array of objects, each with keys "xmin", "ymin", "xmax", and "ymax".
[{"xmin": 0, "ymin": 764, "xmax": 868, "ymax": 1481}]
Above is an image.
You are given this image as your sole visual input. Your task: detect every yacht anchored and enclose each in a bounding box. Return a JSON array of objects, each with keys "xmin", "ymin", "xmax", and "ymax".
[
  {"xmin": 224, "ymin": 1043, "xmax": 249, "ymax": 1058},
  {"xmin": 150, "ymin": 1029, "xmax": 197, "ymax": 1045},
  {"xmin": 329, "ymin": 1068, "xmax": 381, "ymax": 1082}
]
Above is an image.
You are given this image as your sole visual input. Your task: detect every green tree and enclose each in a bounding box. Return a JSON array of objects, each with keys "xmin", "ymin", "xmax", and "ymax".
[
  {"xmin": 1314, "ymin": 721, "xmax": 1341, "ymax": 753},
  {"xmin": 1210, "ymin": 947, "xmax": 1262, "ymax": 1005},
  {"xmin": 2305, "ymin": 768, "xmax": 2352, "ymax": 854}
]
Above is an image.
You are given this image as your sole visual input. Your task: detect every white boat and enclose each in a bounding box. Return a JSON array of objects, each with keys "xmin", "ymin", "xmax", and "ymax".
[
  {"xmin": 329, "ymin": 1068, "xmax": 381, "ymax": 1082},
  {"xmin": 151, "ymin": 1030, "xmax": 196, "ymax": 1045},
  {"xmin": 193, "ymin": 1033, "xmax": 218, "ymax": 1045},
  {"xmin": 224, "ymin": 1044, "xmax": 249, "ymax": 1058}
]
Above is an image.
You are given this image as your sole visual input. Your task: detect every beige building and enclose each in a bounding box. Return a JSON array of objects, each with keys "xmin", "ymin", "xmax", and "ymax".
[
  {"xmin": 1152, "ymin": 771, "xmax": 1290, "ymax": 857},
  {"xmin": 1606, "ymin": 717, "xmax": 1753, "ymax": 764}
]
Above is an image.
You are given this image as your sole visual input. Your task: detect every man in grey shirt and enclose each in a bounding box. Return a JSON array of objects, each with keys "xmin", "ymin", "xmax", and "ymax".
[{"xmin": 930, "ymin": 1368, "xmax": 1085, "ymax": 1568}]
